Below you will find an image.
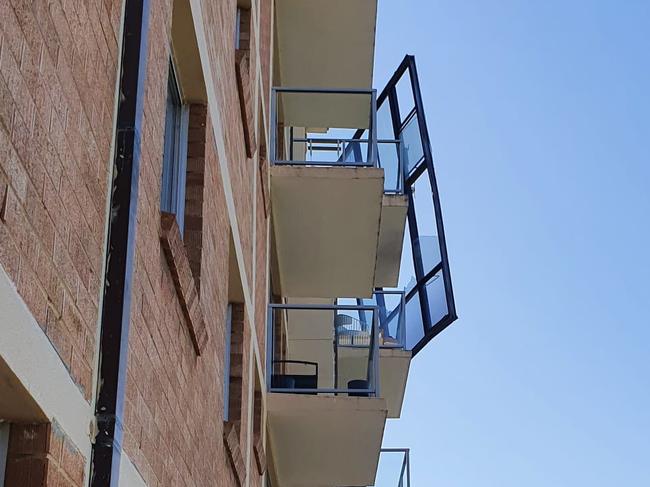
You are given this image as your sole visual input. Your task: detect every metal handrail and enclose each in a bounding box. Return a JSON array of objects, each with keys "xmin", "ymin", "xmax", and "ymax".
[{"xmin": 272, "ymin": 359, "xmax": 318, "ymax": 376}]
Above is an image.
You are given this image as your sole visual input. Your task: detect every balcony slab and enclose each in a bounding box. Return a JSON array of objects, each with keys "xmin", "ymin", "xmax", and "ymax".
[
  {"xmin": 267, "ymin": 393, "xmax": 387, "ymax": 487},
  {"xmin": 271, "ymin": 165, "xmax": 384, "ymax": 298},
  {"xmin": 374, "ymin": 194, "xmax": 408, "ymax": 288}
]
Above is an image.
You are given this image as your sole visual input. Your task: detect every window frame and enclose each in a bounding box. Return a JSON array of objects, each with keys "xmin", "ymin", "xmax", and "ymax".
[
  {"xmin": 376, "ymin": 55, "xmax": 457, "ymax": 355},
  {"xmin": 0, "ymin": 422, "xmax": 9, "ymax": 486},
  {"xmin": 161, "ymin": 60, "xmax": 190, "ymax": 235},
  {"xmin": 223, "ymin": 303, "xmax": 233, "ymax": 422}
]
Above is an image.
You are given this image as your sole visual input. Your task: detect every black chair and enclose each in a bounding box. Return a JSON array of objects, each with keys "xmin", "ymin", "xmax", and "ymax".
[
  {"xmin": 271, "ymin": 360, "xmax": 318, "ymax": 394},
  {"xmin": 347, "ymin": 379, "xmax": 370, "ymax": 397}
]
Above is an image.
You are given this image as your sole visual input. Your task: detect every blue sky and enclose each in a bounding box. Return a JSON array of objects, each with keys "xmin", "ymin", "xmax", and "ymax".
[{"xmin": 375, "ymin": 1, "xmax": 650, "ymax": 485}]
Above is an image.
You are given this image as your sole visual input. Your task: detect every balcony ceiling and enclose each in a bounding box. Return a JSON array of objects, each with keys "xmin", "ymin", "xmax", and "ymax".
[
  {"xmin": 0, "ymin": 355, "xmax": 47, "ymax": 422},
  {"xmin": 274, "ymin": 0, "xmax": 377, "ymax": 90}
]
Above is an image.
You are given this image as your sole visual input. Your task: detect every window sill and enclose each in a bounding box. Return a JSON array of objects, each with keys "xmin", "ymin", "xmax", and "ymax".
[
  {"xmin": 235, "ymin": 49, "xmax": 256, "ymax": 157},
  {"xmin": 224, "ymin": 421, "xmax": 246, "ymax": 486},
  {"xmin": 160, "ymin": 212, "xmax": 208, "ymax": 355},
  {"xmin": 253, "ymin": 437, "xmax": 266, "ymax": 475}
]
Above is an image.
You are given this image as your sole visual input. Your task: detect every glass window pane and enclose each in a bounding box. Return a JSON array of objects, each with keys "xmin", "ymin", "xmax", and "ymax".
[
  {"xmin": 395, "ymin": 74, "xmax": 415, "ymax": 123},
  {"xmin": 377, "ymin": 99, "xmax": 401, "ymax": 191},
  {"xmin": 160, "ymin": 65, "xmax": 187, "ymax": 234},
  {"xmin": 374, "ymin": 293, "xmax": 403, "ymax": 347},
  {"xmin": 161, "ymin": 76, "xmax": 180, "ymax": 212},
  {"xmin": 397, "ymin": 222, "xmax": 416, "ymax": 293},
  {"xmin": 378, "ymin": 141, "xmax": 400, "ymax": 192},
  {"xmin": 374, "ymin": 451, "xmax": 406, "ymax": 487},
  {"xmin": 405, "ymin": 292, "xmax": 424, "ymax": 350},
  {"xmin": 426, "ymin": 270, "xmax": 448, "ymax": 326},
  {"xmin": 400, "ymin": 114, "xmax": 424, "ymax": 174},
  {"xmin": 411, "ymin": 172, "xmax": 442, "ymax": 274},
  {"xmin": 376, "ymin": 100, "xmax": 394, "ymax": 139}
]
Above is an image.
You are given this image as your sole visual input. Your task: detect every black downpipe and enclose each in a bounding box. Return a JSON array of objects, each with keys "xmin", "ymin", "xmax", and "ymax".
[{"xmin": 91, "ymin": 0, "xmax": 150, "ymax": 485}]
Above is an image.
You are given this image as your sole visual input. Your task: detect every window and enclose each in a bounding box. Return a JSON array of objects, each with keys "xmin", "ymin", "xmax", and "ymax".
[
  {"xmin": 223, "ymin": 302, "xmax": 246, "ymax": 484},
  {"xmin": 224, "ymin": 303, "xmax": 244, "ymax": 426},
  {"xmin": 375, "ymin": 56, "xmax": 457, "ymax": 355},
  {"xmin": 161, "ymin": 61, "xmax": 189, "ymax": 234},
  {"xmin": 223, "ymin": 304, "xmax": 232, "ymax": 422},
  {"xmin": 0, "ymin": 423, "xmax": 9, "ymax": 486},
  {"xmin": 235, "ymin": 6, "xmax": 251, "ymax": 51}
]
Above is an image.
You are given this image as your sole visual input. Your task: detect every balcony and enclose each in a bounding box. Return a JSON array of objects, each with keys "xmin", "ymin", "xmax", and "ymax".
[
  {"xmin": 270, "ymin": 88, "xmax": 408, "ymax": 299},
  {"xmin": 371, "ymin": 448, "xmax": 411, "ymax": 487},
  {"xmin": 265, "ymin": 302, "xmax": 387, "ymax": 487}
]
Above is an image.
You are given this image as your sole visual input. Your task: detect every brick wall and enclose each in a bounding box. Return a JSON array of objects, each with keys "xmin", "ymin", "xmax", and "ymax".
[
  {"xmin": 119, "ymin": 0, "xmax": 272, "ymax": 483},
  {"xmin": 0, "ymin": 0, "xmax": 120, "ymax": 403},
  {"xmin": 4, "ymin": 422, "xmax": 85, "ymax": 487},
  {"xmin": 0, "ymin": 0, "xmax": 272, "ymax": 485}
]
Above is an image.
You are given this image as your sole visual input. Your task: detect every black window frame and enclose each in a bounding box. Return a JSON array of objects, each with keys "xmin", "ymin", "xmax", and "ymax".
[{"xmin": 377, "ymin": 55, "xmax": 457, "ymax": 355}]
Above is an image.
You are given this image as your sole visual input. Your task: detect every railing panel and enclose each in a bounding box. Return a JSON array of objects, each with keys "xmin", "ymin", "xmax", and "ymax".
[
  {"xmin": 372, "ymin": 449, "xmax": 410, "ymax": 487},
  {"xmin": 271, "ymin": 87, "xmax": 404, "ymax": 194},
  {"xmin": 339, "ymin": 291, "xmax": 406, "ymax": 349},
  {"xmin": 267, "ymin": 303, "xmax": 380, "ymax": 397}
]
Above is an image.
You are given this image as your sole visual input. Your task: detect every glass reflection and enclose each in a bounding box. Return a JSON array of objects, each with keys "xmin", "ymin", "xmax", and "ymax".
[
  {"xmin": 399, "ymin": 114, "xmax": 423, "ymax": 174},
  {"xmin": 405, "ymin": 292, "xmax": 424, "ymax": 351},
  {"xmin": 426, "ymin": 271, "xmax": 448, "ymax": 326}
]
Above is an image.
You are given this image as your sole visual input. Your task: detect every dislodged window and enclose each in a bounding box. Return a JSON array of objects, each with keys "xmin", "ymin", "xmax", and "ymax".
[{"xmin": 374, "ymin": 56, "xmax": 457, "ymax": 354}]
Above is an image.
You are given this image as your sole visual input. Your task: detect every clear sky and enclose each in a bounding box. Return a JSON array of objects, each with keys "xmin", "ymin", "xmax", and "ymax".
[{"xmin": 374, "ymin": 1, "xmax": 650, "ymax": 485}]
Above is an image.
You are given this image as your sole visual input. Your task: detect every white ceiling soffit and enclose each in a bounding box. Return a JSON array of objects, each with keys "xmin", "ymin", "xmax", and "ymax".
[
  {"xmin": 278, "ymin": 91, "xmax": 372, "ymax": 129},
  {"xmin": 275, "ymin": 0, "xmax": 378, "ymax": 89},
  {"xmin": 171, "ymin": 0, "xmax": 207, "ymax": 103}
]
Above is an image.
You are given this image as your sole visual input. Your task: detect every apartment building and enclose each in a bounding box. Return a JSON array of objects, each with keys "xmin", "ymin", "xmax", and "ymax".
[{"xmin": 0, "ymin": 0, "xmax": 456, "ymax": 486}]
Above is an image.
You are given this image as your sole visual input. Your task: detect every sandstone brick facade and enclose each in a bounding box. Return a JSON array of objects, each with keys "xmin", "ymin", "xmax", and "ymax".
[{"xmin": 1, "ymin": 0, "xmax": 272, "ymax": 486}]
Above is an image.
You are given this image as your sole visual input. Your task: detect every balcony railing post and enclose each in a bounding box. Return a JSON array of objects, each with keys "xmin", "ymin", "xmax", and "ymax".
[
  {"xmin": 373, "ymin": 308, "xmax": 380, "ymax": 397},
  {"xmin": 405, "ymin": 448, "xmax": 411, "ymax": 487},
  {"xmin": 266, "ymin": 305, "xmax": 273, "ymax": 391},
  {"xmin": 371, "ymin": 89, "xmax": 378, "ymax": 166},
  {"xmin": 400, "ymin": 290, "xmax": 406, "ymax": 348},
  {"xmin": 270, "ymin": 87, "xmax": 277, "ymax": 162}
]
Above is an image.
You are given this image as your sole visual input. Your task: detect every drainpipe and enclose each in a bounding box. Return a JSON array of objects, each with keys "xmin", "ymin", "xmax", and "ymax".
[{"xmin": 90, "ymin": 0, "xmax": 150, "ymax": 485}]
